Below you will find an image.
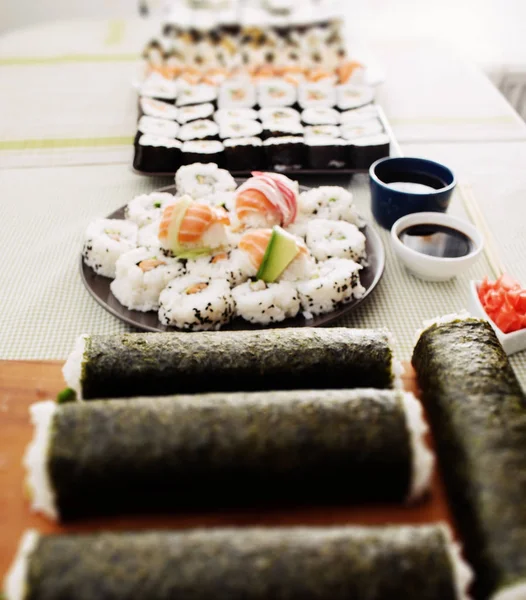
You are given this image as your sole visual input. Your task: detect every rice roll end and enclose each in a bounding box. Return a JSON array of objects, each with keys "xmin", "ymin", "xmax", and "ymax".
[
  {"xmin": 412, "ymin": 315, "xmax": 526, "ymax": 600},
  {"xmin": 5, "ymin": 525, "xmax": 472, "ymax": 600},
  {"xmin": 64, "ymin": 328, "xmax": 401, "ymax": 400}
]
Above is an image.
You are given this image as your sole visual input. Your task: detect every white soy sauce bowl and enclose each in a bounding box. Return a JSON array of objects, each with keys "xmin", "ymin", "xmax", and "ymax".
[{"xmin": 391, "ymin": 212, "xmax": 484, "ymax": 282}]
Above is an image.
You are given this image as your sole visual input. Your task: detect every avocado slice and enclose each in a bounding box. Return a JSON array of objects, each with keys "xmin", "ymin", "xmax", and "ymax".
[{"xmin": 256, "ymin": 226, "xmax": 300, "ymax": 283}]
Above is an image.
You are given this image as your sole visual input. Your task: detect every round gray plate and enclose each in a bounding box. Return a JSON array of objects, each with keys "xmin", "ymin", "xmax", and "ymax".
[{"xmin": 80, "ymin": 184, "xmax": 385, "ymax": 332}]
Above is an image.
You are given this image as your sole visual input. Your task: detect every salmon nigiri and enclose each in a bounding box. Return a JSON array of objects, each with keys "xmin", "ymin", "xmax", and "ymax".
[{"xmin": 158, "ymin": 195, "xmax": 230, "ymax": 256}]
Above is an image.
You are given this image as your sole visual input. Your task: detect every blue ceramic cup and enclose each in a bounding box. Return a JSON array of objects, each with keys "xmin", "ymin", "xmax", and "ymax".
[{"xmin": 369, "ymin": 157, "xmax": 456, "ymax": 230}]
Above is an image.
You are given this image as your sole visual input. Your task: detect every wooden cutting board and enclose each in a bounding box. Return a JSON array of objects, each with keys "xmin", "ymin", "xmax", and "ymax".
[{"xmin": 0, "ymin": 360, "xmax": 454, "ymax": 581}]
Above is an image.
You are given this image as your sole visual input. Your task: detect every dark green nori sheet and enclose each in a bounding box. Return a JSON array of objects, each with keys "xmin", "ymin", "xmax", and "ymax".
[
  {"xmin": 79, "ymin": 327, "xmax": 394, "ymax": 400},
  {"xmin": 26, "ymin": 525, "xmax": 459, "ymax": 600},
  {"xmin": 48, "ymin": 389, "xmax": 411, "ymax": 519},
  {"xmin": 412, "ymin": 318, "xmax": 526, "ymax": 599}
]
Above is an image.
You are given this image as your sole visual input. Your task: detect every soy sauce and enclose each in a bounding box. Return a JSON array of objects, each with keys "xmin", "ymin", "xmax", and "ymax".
[{"xmin": 399, "ymin": 224, "xmax": 473, "ymax": 258}]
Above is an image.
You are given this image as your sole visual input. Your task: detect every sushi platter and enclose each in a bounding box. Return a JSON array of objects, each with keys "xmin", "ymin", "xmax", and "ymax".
[{"xmin": 79, "ymin": 170, "xmax": 385, "ymax": 332}]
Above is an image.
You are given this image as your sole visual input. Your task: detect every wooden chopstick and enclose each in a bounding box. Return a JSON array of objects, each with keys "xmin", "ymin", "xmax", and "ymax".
[{"xmin": 458, "ymin": 182, "xmax": 506, "ymax": 279}]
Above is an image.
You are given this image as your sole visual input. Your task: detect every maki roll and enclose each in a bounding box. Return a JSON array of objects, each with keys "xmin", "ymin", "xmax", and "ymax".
[
  {"xmin": 305, "ymin": 137, "xmax": 348, "ymax": 169},
  {"xmin": 296, "ymin": 257, "xmax": 365, "ymax": 317},
  {"xmin": 412, "ymin": 315, "xmax": 526, "ymax": 600},
  {"xmin": 232, "ymin": 279, "xmax": 300, "ymax": 324},
  {"xmin": 159, "ymin": 276, "xmax": 235, "ymax": 330},
  {"xmin": 23, "ymin": 387, "xmax": 432, "ymax": 519},
  {"xmin": 186, "ymin": 249, "xmax": 254, "ymax": 286},
  {"xmin": 301, "ymin": 107, "xmax": 340, "ymax": 125},
  {"xmin": 304, "ymin": 125, "xmax": 340, "ymax": 139},
  {"xmin": 133, "ymin": 135, "xmax": 183, "ymax": 173},
  {"xmin": 82, "ymin": 219, "xmax": 138, "ymax": 278},
  {"xmin": 218, "ymin": 80, "xmax": 257, "ymax": 109},
  {"xmin": 138, "ymin": 74, "xmax": 178, "ymax": 104},
  {"xmin": 175, "ymin": 162, "xmax": 236, "ymax": 198},
  {"xmin": 340, "ymin": 118, "xmax": 384, "ymax": 141},
  {"xmin": 139, "ymin": 97, "xmax": 179, "ymax": 121},
  {"xmin": 336, "ymin": 83, "xmax": 375, "ymax": 110},
  {"xmin": 176, "ymin": 102, "xmax": 215, "ymax": 124},
  {"xmin": 264, "ymin": 136, "xmax": 305, "ymax": 170},
  {"xmin": 176, "ymin": 83, "xmax": 217, "ymax": 107},
  {"xmin": 261, "ymin": 117, "xmax": 303, "ymax": 138},
  {"xmin": 178, "ymin": 119, "xmax": 219, "ymax": 142},
  {"xmin": 306, "ymin": 219, "xmax": 367, "ymax": 263},
  {"xmin": 181, "ymin": 140, "xmax": 225, "ymax": 166},
  {"xmin": 137, "ymin": 116, "xmax": 180, "ymax": 139},
  {"xmin": 214, "ymin": 108, "xmax": 259, "ymax": 124},
  {"xmin": 137, "ymin": 220, "xmax": 162, "ymax": 251},
  {"xmin": 218, "ymin": 119, "xmax": 263, "ymax": 140},
  {"xmin": 63, "ymin": 327, "xmax": 402, "ymax": 400},
  {"xmin": 257, "ymin": 78, "xmax": 297, "ymax": 107},
  {"xmin": 5, "ymin": 524, "xmax": 471, "ymax": 600},
  {"xmin": 298, "ymin": 185, "xmax": 362, "ymax": 225},
  {"xmin": 224, "ymin": 137, "xmax": 265, "ymax": 171},
  {"xmin": 348, "ymin": 133, "xmax": 390, "ymax": 170},
  {"xmin": 125, "ymin": 192, "xmax": 175, "ymax": 227},
  {"xmin": 258, "ymin": 106, "xmax": 301, "ymax": 122},
  {"xmin": 340, "ymin": 104, "xmax": 380, "ymax": 125},
  {"xmin": 298, "ymin": 81, "xmax": 336, "ymax": 108},
  {"xmin": 110, "ymin": 248, "xmax": 185, "ymax": 312}
]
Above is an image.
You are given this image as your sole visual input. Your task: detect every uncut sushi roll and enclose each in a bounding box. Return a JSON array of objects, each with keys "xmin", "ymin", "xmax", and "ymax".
[
  {"xmin": 62, "ymin": 327, "xmax": 403, "ymax": 400},
  {"xmin": 178, "ymin": 119, "xmax": 219, "ymax": 142},
  {"xmin": 302, "ymin": 107, "xmax": 341, "ymax": 125},
  {"xmin": 158, "ymin": 275, "xmax": 235, "ymax": 330},
  {"xmin": 176, "ymin": 83, "xmax": 217, "ymax": 107},
  {"xmin": 306, "ymin": 219, "xmax": 367, "ymax": 263},
  {"xmin": 259, "ymin": 106, "xmax": 301, "ymax": 122},
  {"xmin": 257, "ymin": 77, "xmax": 297, "ymax": 107},
  {"xmin": 297, "ymin": 257, "xmax": 365, "ymax": 317},
  {"xmin": 22, "ymin": 388, "xmax": 433, "ymax": 519},
  {"xmin": 82, "ymin": 219, "xmax": 138, "ymax": 278},
  {"xmin": 412, "ymin": 314, "xmax": 526, "ymax": 600},
  {"xmin": 182, "ymin": 140, "xmax": 225, "ymax": 166},
  {"xmin": 233, "ymin": 279, "xmax": 300, "ymax": 324},
  {"xmin": 305, "ymin": 137, "xmax": 348, "ymax": 169},
  {"xmin": 137, "ymin": 115, "xmax": 180, "ymax": 139},
  {"xmin": 125, "ymin": 192, "xmax": 175, "ymax": 228},
  {"xmin": 264, "ymin": 136, "xmax": 305, "ymax": 170},
  {"xmin": 175, "ymin": 162, "xmax": 236, "ymax": 198},
  {"xmin": 336, "ymin": 83, "xmax": 375, "ymax": 110},
  {"xmin": 110, "ymin": 248, "xmax": 185, "ymax": 312},
  {"xmin": 298, "ymin": 81, "xmax": 336, "ymax": 108},
  {"xmin": 348, "ymin": 133, "xmax": 391, "ymax": 169},
  {"xmin": 298, "ymin": 185, "xmax": 363, "ymax": 225},
  {"xmin": 133, "ymin": 135, "xmax": 183, "ymax": 173},
  {"xmin": 139, "ymin": 97, "xmax": 179, "ymax": 121},
  {"xmin": 214, "ymin": 107, "xmax": 259, "ymax": 124},
  {"xmin": 5, "ymin": 524, "xmax": 472, "ymax": 600},
  {"xmin": 218, "ymin": 119, "xmax": 263, "ymax": 140},
  {"xmin": 218, "ymin": 80, "xmax": 256, "ymax": 109},
  {"xmin": 224, "ymin": 137, "xmax": 265, "ymax": 171},
  {"xmin": 176, "ymin": 102, "xmax": 215, "ymax": 124},
  {"xmin": 186, "ymin": 249, "xmax": 255, "ymax": 286}
]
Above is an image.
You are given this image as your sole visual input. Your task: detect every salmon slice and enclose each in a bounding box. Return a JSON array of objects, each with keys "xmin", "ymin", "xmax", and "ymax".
[
  {"xmin": 178, "ymin": 204, "xmax": 214, "ymax": 243},
  {"xmin": 239, "ymin": 229, "xmax": 272, "ymax": 269},
  {"xmin": 138, "ymin": 258, "xmax": 166, "ymax": 272},
  {"xmin": 236, "ymin": 189, "xmax": 280, "ymax": 223},
  {"xmin": 158, "ymin": 205, "xmax": 175, "ymax": 242},
  {"xmin": 308, "ymin": 69, "xmax": 334, "ymax": 82},
  {"xmin": 337, "ymin": 61, "xmax": 363, "ymax": 84}
]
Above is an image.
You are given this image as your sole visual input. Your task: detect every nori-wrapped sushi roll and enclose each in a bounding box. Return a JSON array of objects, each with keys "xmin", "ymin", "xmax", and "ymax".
[
  {"xmin": 261, "ymin": 118, "xmax": 304, "ymax": 139},
  {"xmin": 412, "ymin": 314, "xmax": 526, "ymax": 600},
  {"xmin": 176, "ymin": 83, "xmax": 217, "ymax": 107},
  {"xmin": 178, "ymin": 119, "xmax": 219, "ymax": 141},
  {"xmin": 63, "ymin": 328, "xmax": 401, "ymax": 400},
  {"xmin": 218, "ymin": 80, "xmax": 256, "ymax": 109},
  {"xmin": 263, "ymin": 135, "xmax": 305, "ymax": 170},
  {"xmin": 224, "ymin": 136, "xmax": 265, "ymax": 170},
  {"xmin": 139, "ymin": 97, "xmax": 179, "ymax": 121},
  {"xmin": 348, "ymin": 133, "xmax": 390, "ymax": 170},
  {"xmin": 133, "ymin": 134, "xmax": 183, "ymax": 173},
  {"xmin": 306, "ymin": 137, "xmax": 348, "ymax": 169},
  {"xmin": 5, "ymin": 525, "xmax": 472, "ymax": 600},
  {"xmin": 177, "ymin": 102, "xmax": 215, "ymax": 124},
  {"xmin": 25, "ymin": 389, "xmax": 433, "ymax": 519},
  {"xmin": 219, "ymin": 120, "xmax": 263, "ymax": 140},
  {"xmin": 181, "ymin": 140, "xmax": 225, "ymax": 166},
  {"xmin": 137, "ymin": 115, "xmax": 180, "ymax": 139}
]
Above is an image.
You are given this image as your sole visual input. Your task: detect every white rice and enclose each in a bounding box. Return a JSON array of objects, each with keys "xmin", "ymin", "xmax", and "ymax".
[
  {"xmin": 176, "ymin": 82, "xmax": 217, "ymax": 107},
  {"xmin": 198, "ymin": 190, "xmax": 237, "ymax": 212},
  {"xmin": 219, "ymin": 120, "xmax": 263, "ymax": 140},
  {"xmin": 158, "ymin": 275, "xmax": 234, "ymax": 330},
  {"xmin": 233, "ymin": 279, "xmax": 300, "ymax": 324},
  {"xmin": 259, "ymin": 107, "xmax": 300, "ymax": 122},
  {"xmin": 137, "ymin": 220, "xmax": 162, "ymax": 251},
  {"xmin": 137, "ymin": 115, "xmax": 180, "ymax": 138},
  {"xmin": 140, "ymin": 97, "xmax": 179, "ymax": 120},
  {"xmin": 340, "ymin": 118, "xmax": 384, "ymax": 141},
  {"xmin": 62, "ymin": 333, "xmax": 87, "ymax": 400},
  {"xmin": 82, "ymin": 219, "xmax": 138, "ymax": 278},
  {"xmin": 214, "ymin": 108, "xmax": 259, "ymax": 124},
  {"xmin": 186, "ymin": 248, "xmax": 255, "ymax": 286},
  {"xmin": 178, "ymin": 119, "xmax": 219, "ymax": 142},
  {"xmin": 336, "ymin": 83, "xmax": 375, "ymax": 110},
  {"xmin": 125, "ymin": 192, "xmax": 175, "ymax": 228},
  {"xmin": 177, "ymin": 102, "xmax": 215, "ymax": 124},
  {"xmin": 340, "ymin": 104, "xmax": 380, "ymax": 125},
  {"xmin": 302, "ymin": 107, "xmax": 341, "ymax": 125},
  {"xmin": 298, "ymin": 186, "xmax": 363, "ymax": 226},
  {"xmin": 296, "ymin": 258, "xmax": 364, "ymax": 316},
  {"xmin": 257, "ymin": 78, "xmax": 297, "ymax": 108},
  {"xmin": 218, "ymin": 80, "xmax": 256, "ymax": 109},
  {"xmin": 304, "ymin": 125, "xmax": 341, "ymax": 139},
  {"xmin": 4, "ymin": 530, "xmax": 40, "ymax": 600},
  {"xmin": 279, "ymin": 248, "xmax": 318, "ymax": 283},
  {"xmin": 399, "ymin": 392, "xmax": 435, "ymax": 503},
  {"xmin": 110, "ymin": 248, "xmax": 186, "ymax": 312},
  {"xmin": 306, "ymin": 218, "xmax": 367, "ymax": 263},
  {"xmin": 23, "ymin": 401, "xmax": 58, "ymax": 520},
  {"xmin": 175, "ymin": 163, "xmax": 237, "ymax": 198},
  {"xmin": 298, "ymin": 81, "xmax": 336, "ymax": 108}
]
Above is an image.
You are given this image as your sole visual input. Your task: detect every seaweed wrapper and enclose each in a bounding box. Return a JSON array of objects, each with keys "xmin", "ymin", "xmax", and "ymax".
[
  {"xmin": 79, "ymin": 327, "xmax": 395, "ymax": 400},
  {"xmin": 412, "ymin": 318, "xmax": 526, "ymax": 599},
  {"xmin": 48, "ymin": 390, "xmax": 411, "ymax": 519},
  {"xmin": 25, "ymin": 525, "xmax": 459, "ymax": 600}
]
